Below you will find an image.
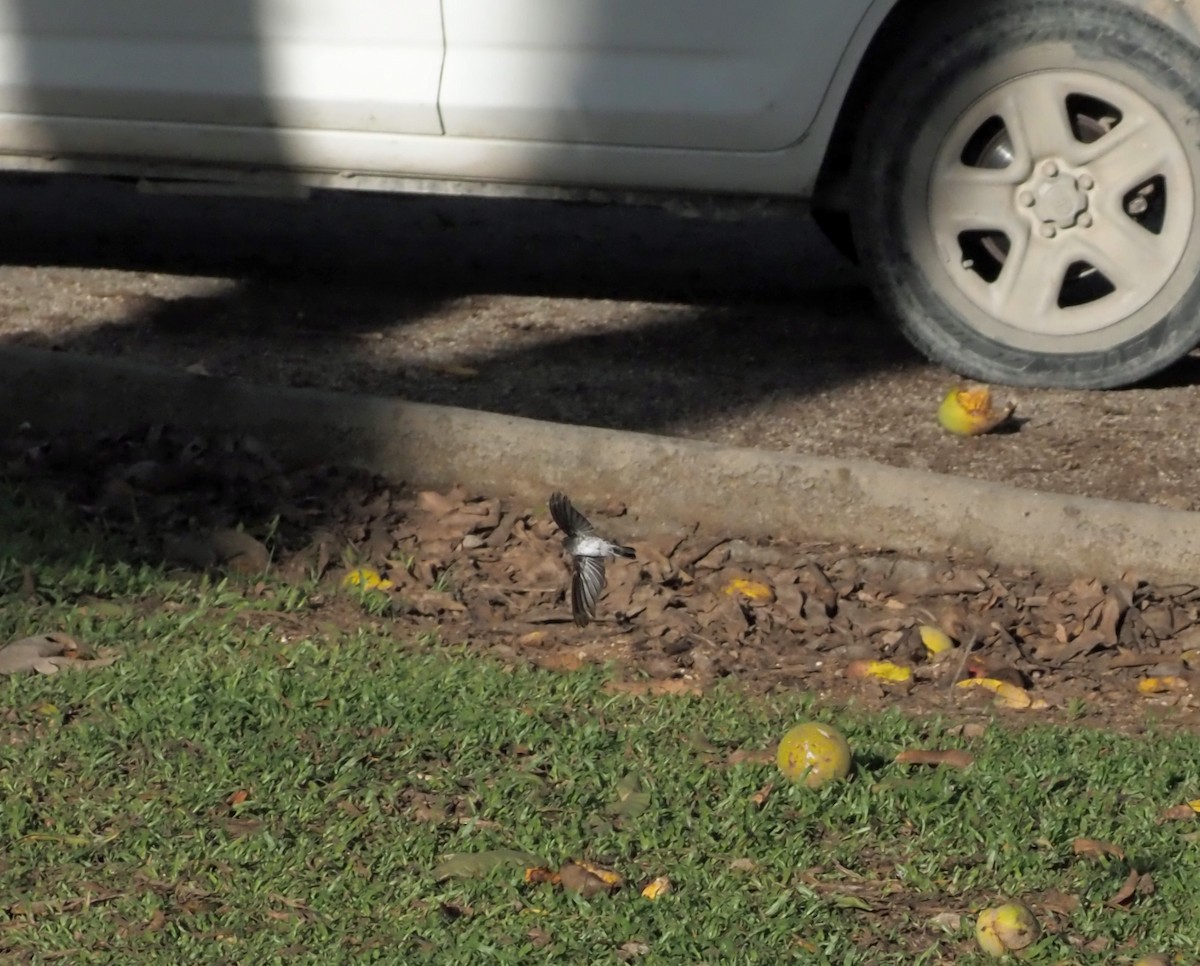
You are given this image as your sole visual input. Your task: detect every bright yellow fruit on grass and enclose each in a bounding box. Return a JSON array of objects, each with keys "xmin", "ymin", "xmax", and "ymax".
[
  {"xmin": 938, "ymin": 385, "xmax": 1016, "ymax": 437},
  {"xmin": 975, "ymin": 901, "xmax": 1040, "ymax": 956},
  {"xmin": 776, "ymin": 722, "xmax": 852, "ymax": 788}
]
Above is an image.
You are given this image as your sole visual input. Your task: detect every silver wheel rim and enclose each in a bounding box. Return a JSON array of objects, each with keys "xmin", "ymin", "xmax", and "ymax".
[{"xmin": 928, "ymin": 69, "xmax": 1193, "ymax": 338}]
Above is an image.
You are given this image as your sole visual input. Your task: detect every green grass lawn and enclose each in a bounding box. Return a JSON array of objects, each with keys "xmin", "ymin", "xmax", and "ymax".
[{"xmin": 2, "ymin": 484, "xmax": 1200, "ymax": 963}]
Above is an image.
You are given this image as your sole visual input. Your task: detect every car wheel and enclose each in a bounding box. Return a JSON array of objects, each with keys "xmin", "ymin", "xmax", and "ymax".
[{"xmin": 853, "ymin": 0, "xmax": 1200, "ymax": 388}]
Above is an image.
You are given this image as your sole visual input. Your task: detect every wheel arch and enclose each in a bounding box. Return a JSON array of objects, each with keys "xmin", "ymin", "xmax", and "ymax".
[{"xmin": 810, "ymin": 0, "xmax": 1200, "ymax": 259}]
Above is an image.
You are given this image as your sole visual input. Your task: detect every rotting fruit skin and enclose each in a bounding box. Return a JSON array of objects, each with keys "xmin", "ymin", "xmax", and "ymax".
[
  {"xmin": 776, "ymin": 722, "xmax": 852, "ymax": 788},
  {"xmin": 937, "ymin": 385, "xmax": 1015, "ymax": 437},
  {"xmin": 975, "ymin": 900, "xmax": 1040, "ymax": 956}
]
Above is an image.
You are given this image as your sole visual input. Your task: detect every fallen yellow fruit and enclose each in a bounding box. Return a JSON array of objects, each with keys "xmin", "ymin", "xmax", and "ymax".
[
  {"xmin": 847, "ymin": 659, "xmax": 912, "ymax": 683},
  {"xmin": 343, "ymin": 568, "xmax": 394, "ymax": 591},
  {"xmin": 975, "ymin": 900, "xmax": 1040, "ymax": 956},
  {"xmin": 957, "ymin": 677, "xmax": 1035, "ymax": 709},
  {"xmin": 918, "ymin": 625, "xmax": 954, "ymax": 658},
  {"xmin": 938, "ymin": 385, "xmax": 1015, "ymax": 437},
  {"xmin": 641, "ymin": 875, "xmax": 672, "ymax": 900},
  {"xmin": 776, "ymin": 722, "xmax": 852, "ymax": 788},
  {"xmin": 1138, "ymin": 675, "xmax": 1190, "ymax": 694},
  {"xmin": 724, "ymin": 578, "xmax": 775, "ymax": 603}
]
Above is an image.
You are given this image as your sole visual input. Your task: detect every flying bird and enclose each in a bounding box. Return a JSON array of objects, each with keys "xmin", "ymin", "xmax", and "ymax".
[{"xmin": 548, "ymin": 491, "xmax": 635, "ymax": 627}]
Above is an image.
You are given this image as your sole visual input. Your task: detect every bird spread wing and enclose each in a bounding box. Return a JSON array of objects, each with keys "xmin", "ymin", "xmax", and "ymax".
[
  {"xmin": 549, "ymin": 491, "xmax": 595, "ymax": 537},
  {"xmin": 571, "ymin": 555, "xmax": 607, "ymax": 626}
]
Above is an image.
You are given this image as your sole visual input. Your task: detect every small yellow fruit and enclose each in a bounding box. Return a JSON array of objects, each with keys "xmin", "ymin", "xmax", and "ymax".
[
  {"xmin": 342, "ymin": 567, "xmax": 393, "ymax": 590},
  {"xmin": 918, "ymin": 624, "xmax": 954, "ymax": 658},
  {"xmin": 1133, "ymin": 955, "xmax": 1170, "ymax": 966},
  {"xmin": 975, "ymin": 901, "xmax": 1039, "ymax": 956},
  {"xmin": 846, "ymin": 659, "xmax": 913, "ymax": 683},
  {"xmin": 975, "ymin": 908, "xmax": 1005, "ymax": 956},
  {"xmin": 776, "ymin": 722, "xmax": 852, "ymax": 788},
  {"xmin": 938, "ymin": 385, "xmax": 1015, "ymax": 437}
]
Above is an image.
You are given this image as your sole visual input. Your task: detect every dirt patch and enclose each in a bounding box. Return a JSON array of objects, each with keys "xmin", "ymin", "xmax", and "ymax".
[{"xmin": 7, "ymin": 424, "xmax": 1199, "ymax": 735}]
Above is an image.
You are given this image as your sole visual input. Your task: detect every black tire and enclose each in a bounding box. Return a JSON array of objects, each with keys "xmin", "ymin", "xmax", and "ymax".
[{"xmin": 853, "ymin": 0, "xmax": 1200, "ymax": 388}]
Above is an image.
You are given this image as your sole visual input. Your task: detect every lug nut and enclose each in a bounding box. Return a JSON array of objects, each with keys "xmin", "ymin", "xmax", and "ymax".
[
  {"xmin": 1078, "ymin": 173, "xmax": 1094, "ymax": 190},
  {"xmin": 1018, "ymin": 190, "xmax": 1035, "ymax": 207},
  {"xmin": 1042, "ymin": 160, "xmax": 1059, "ymax": 177},
  {"xmin": 1077, "ymin": 213, "xmax": 1093, "ymax": 228},
  {"xmin": 1040, "ymin": 224, "xmax": 1057, "ymax": 239}
]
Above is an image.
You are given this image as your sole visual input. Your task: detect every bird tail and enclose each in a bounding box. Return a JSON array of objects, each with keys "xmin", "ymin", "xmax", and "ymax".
[{"xmin": 613, "ymin": 543, "xmax": 636, "ymax": 559}]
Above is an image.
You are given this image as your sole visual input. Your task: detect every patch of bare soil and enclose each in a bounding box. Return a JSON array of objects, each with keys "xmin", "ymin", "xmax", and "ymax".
[{"xmin": 6, "ymin": 425, "xmax": 1200, "ymax": 734}]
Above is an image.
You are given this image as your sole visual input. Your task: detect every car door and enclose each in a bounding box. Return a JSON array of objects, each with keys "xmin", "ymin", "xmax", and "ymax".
[
  {"xmin": 0, "ymin": 0, "xmax": 444, "ymax": 154},
  {"xmin": 438, "ymin": 0, "xmax": 871, "ymax": 151}
]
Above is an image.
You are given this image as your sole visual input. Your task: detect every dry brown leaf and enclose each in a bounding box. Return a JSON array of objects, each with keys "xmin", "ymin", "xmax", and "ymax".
[
  {"xmin": 617, "ymin": 940, "xmax": 651, "ymax": 961},
  {"xmin": 1107, "ymin": 649, "xmax": 1163, "ymax": 669},
  {"xmin": 558, "ymin": 860, "xmax": 623, "ymax": 897},
  {"xmin": 1160, "ymin": 800, "xmax": 1200, "ymax": 822},
  {"xmin": 532, "ymin": 651, "xmax": 586, "ymax": 673},
  {"xmin": 749, "ymin": 782, "xmax": 774, "ymax": 807},
  {"xmin": 1097, "ymin": 594, "xmax": 1124, "ymax": 643},
  {"xmin": 165, "ymin": 529, "xmax": 269, "ymax": 573},
  {"xmin": 407, "ymin": 590, "xmax": 466, "ymax": 617},
  {"xmin": 799, "ymin": 563, "xmax": 838, "ymax": 616},
  {"xmin": 894, "ymin": 749, "xmax": 974, "ymax": 770},
  {"xmin": 1038, "ymin": 628, "xmax": 1110, "ymax": 665},
  {"xmin": 140, "ymin": 908, "xmax": 168, "ymax": 934},
  {"xmin": 524, "ymin": 928, "xmax": 553, "ymax": 949},
  {"xmin": 1106, "ymin": 868, "xmax": 1154, "ymax": 908},
  {"xmin": 219, "ymin": 816, "xmax": 264, "ymax": 838},
  {"xmin": 928, "ymin": 911, "xmax": 962, "ymax": 933},
  {"xmin": 1038, "ymin": 889, "xmax": 1081, "ymax": 916},
  {"xmin": 0, "ymin": 633, "xmax": 114, "ymax": 675},
  {"xmin": 226, "ymin": 789, "xmax": 250, "ymax": 807},
  {"xmin": 422, "ymin": 487, "xmax": 470, "ymax": 515},
  {"xmin": 1072, "ymin": 837, "xmax": 1125, "ymax": 861},
  {"xmin": 209, "ymin": 528, "xmax": 271, "ymax": 573},
  {"xmin": 524, "ymin": 866, "xmax": 559, "ymax": 886},
  {"xmin": 6, "ymin": 890, "xmax": 126, "ymax": 918},
  {"xmin": 725, "ymin": 747, "xmax": 774, "ymax": 767}
]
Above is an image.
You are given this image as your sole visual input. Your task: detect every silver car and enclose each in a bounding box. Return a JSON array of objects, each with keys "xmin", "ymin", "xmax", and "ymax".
[{"xmin": 2, "ymin": 0, "xmax": 1199, "ymax": 388}]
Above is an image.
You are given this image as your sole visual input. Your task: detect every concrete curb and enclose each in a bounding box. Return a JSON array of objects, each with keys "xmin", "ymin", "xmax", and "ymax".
[{"xmin": 3, "ymin": 345, "xmax": 1197, "ymax": 584}]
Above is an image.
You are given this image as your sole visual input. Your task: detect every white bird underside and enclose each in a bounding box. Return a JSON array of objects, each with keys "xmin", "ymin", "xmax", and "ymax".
[{"xmin": 548, "ymin": 490, "xmax": 635, "ymax": 627}]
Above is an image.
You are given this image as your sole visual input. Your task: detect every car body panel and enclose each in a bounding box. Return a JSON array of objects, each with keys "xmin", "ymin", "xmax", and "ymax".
[
  {"xmin": 0, "ymin": 0, "xmax": 444, "ymax": 139},
  {"xmin": 438, "ymin": 0, "xmax": 873, "ymax": 151},
  {"xmin": 0, "ymin": 0, "xmax": 893, "ymax": 199}
]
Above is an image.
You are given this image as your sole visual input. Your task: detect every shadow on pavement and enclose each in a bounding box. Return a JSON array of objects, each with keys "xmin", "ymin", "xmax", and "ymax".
[{"xmin": 0, "ymin": 175, "xmax": 923, "ymax": 438}]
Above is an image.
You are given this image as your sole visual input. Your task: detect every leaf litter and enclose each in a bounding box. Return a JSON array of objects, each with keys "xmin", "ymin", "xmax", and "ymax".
[{"xmin": 7, "ymin": 421, "xmax": 1200, "ymax": 732}]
